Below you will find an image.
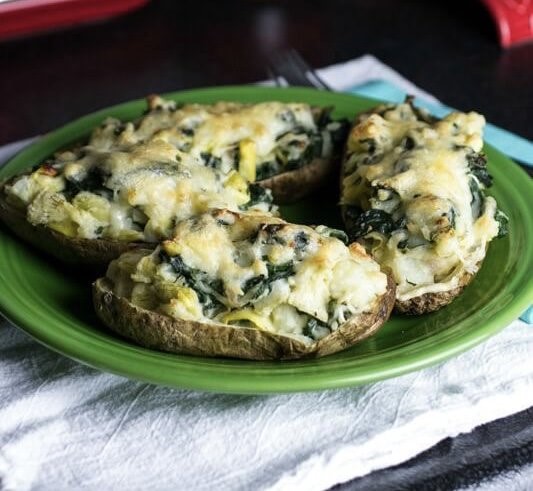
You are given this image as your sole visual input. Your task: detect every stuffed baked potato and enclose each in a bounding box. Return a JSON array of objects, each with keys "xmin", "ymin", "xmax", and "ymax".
[
  {"xmin": 340, "ymin": 98, "xmax": 508, "ymax": 314},
  {"xmin": 93, "ymin": 210, "xmax": 395, "ymax": 360}
]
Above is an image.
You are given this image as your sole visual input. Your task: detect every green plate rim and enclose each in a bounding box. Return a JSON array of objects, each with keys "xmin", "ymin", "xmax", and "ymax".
[{"xmin": 0, "ymin": 86, "xmax": 532, "ymax": 394}]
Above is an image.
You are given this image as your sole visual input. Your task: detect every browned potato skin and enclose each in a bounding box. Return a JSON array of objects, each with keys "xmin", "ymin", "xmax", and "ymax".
[
  {"xmin": 93, "ymin": 274, "xmax": 396, "ymax": 361},
  {"xmin": 394, "ymin": 271, "xmax": 475, "ymax": 315},
  {"xmin": 0, "ymin": 179, "xmax": 148, "ymax": 265},
  {"xmin": 258, "ymin": 157, "xmax": 336, "ymax": 204}
]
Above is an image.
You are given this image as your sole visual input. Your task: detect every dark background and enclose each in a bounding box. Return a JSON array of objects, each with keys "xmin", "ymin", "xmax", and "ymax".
[
  {"xmin": 1, "ymin": 0, "xmax": 531, "ymax": 488},
  {"xmin": 0, "ymin": 0, "xmax": 532, "ymax": 145}
]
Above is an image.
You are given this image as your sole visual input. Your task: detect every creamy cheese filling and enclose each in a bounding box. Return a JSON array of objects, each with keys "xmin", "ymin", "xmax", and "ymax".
[
  {"xmin": 83, "ymin": 96, "xmax": 347, "ymax": 181},
  {"xmin": 341, "ymin": 99, "xmax": 507, "ymax": 301},
  {"xmin": 106, "ymin": 210, "xmax": 388, "ymax": 342},
  {"xmin": 6, "ymin": 138, "xmax": 275, "ymax": 242}
]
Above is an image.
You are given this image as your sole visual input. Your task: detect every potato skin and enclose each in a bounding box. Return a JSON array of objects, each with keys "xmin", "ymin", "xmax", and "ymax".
[
  {"xmin": 0, "ymin": 181, "xmax": 148, "ymax": 266},
  {"xmin": 394, "ymin": 271, "xmax": 475, "ymax": 315},
  {"xmin": 258, "ymin": 157, "xmax": 336, "ymax": 205},
  {"xmin": 92, "ymin": 275, "xmax": 396, "ymax": 360},
  {"xmin": 340, "ymin": 204, "xmax": 355, "ymax": 240}
]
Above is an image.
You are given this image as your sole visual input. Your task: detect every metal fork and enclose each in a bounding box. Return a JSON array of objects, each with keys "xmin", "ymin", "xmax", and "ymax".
[{"xmin": 267, "ymin": 49, "xmax": 332, "ymax": 91}]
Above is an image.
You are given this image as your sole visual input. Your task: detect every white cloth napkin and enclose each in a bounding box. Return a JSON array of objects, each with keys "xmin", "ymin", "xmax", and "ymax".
[
  {"xmin": 1, "ymin": 57, "xmax": 532, "ymax": 491},
  {"xmin": 313, "ymin": 54, "xmax": 439, "ymax": 102}
]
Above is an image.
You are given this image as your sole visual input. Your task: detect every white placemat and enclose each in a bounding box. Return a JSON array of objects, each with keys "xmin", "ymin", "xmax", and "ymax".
[{"xmin": 1, "ymin": 57, "xmax": 532, "ymax": 491}]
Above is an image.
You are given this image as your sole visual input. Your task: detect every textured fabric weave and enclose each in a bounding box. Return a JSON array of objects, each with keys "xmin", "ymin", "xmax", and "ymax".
[{"xmin": 1, "ymin": 320, "xmax": 532, "ymax": 490}]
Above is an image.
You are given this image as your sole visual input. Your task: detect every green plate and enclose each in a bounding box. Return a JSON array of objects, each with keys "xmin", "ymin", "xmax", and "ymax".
[{"xmin": 0, "ymin": 87, "xmax": 531, "ymax": 394}]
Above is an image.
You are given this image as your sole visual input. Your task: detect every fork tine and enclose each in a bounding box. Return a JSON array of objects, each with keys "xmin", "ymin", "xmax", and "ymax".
[
  {"xmin": 266, "ymin": 65, "xmax": 287, "ymax": 87},
  {"xmin": 267, "ymin": 51, "xmax": 316, "ymax": 87},
  {"xmin": 288, "ymin": 49, "xmax": 332, "ymax": 91}
]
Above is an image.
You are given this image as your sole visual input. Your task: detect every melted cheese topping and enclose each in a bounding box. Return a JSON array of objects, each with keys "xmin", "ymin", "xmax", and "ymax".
[
  {"xmin": 341, "ymin": 101, "xmax": 504, "ymax": 301},
  {"xmin": 107, "ymin": 210, "xmax": 388, "ymax": 342},
  {"xmin": 6, "ymin": 135, "xmax": 275, "ymax": 242},
  {"xmin": 189, "ymin": 102, "xmax": 314, "ymax": 160},
  {"xmin": 6, "ymin": 95, "xmax": 348, "ymax": 241},
  {"xmin": 85, "ymin": 95, "xmax": 330, "ymax": 179}
]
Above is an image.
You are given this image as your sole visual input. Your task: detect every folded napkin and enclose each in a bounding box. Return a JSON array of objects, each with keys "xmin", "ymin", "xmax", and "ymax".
[
  {"xmin": 1, "ymin": 57, "xmax": 532, "ymax": 491},
  {"xmin": 1, "ymin": 319, "xmax": 531, "ymax": 490}
]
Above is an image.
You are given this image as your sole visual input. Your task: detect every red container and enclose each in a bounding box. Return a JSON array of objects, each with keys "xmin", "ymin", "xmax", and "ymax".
[
  {"xmin": 0, "ymin": 0, "xmax": 150, "ymax": 41},
  {"xmin": 481, "ymin": 0, "xmax": 533, "ymax": 47}
]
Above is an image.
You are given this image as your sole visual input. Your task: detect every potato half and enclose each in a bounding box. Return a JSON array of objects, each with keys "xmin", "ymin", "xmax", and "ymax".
[
  {"xmin": 340, "ymin": 98, "xmax": 507, "ymax": 314},
  {"xmin": 133, "ymin": 96, "xmax": 349, "ymax": 204},
  {"xmin": 93, "ymin": 275, "xmax": 395, "ymax": 360},
  {"xmin": 93, "ymin": 210, "xmax": 395, "ymax": 360},
  {"xmin": 393, "ymin": 270, "xmax": 475, "ymax": 315}
]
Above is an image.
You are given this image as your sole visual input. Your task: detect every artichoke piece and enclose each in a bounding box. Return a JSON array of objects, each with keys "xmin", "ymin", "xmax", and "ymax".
[{"xmin": 238, "ymin": 139, "xmax": 257, "ymax": 182}]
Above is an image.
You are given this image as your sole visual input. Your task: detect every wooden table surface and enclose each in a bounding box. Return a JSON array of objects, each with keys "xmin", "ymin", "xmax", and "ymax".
[
  {"xmin": 1, "ymin": 0, "xmax": 532, "ymax": 145},
  {"xmin": 1, "ymin": 0, "xmax": 531, "ymax": 489}
]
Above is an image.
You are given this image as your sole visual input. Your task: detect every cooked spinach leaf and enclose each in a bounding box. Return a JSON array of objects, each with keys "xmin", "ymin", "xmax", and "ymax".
[
  {"xmin": 398, "ymin": 239, "xmax": 408, "ymax": 249},
  {"xmin": 405, "ymin": 95, "xmax": 439, "ymax": 124},
  {"xmin": 303, "ymin": 318, "xmax": 331, "ymax": 340},
  {"xmin": 63, "ymin": 166, "xmax": 110, "ymax": 201},
  {"xmin": 242, "ymin": 275, "xmax": 268, "ymax": 300},
  {"xmin": 240, "ymin": 184, "xmax": 273, "ymax": 210},
  {"xmin": 495, "ymin": 209, "xmax": 509, "ymax": 238},
  {"xmin": 267, "ymin": 261, "xmax": 295, "ymax": 282},
  {"xmin": 142, "ymin": 162, "xmax": 188, "ymax": 177},
  {"xmin": 467, "ymin": 152, "xmax": 492, "ymax": 187},
  {"xmin": 469, "ymin": 178, "xmax": 484, "ymax": 219},
  {"xmin": 402, "ymin": 136, "xmax": 415, "ymax": 150},
  {"xmin": 200, "ymin": 152, "xmax": 222, "ymax": 169},
  {"xmin": 241, "ymin": 261, "xmax": 295, "ymax": 303},
  {"xmin": 348, "ymin": 208, "xmax": 397, "ymax": 238},
  {"xmin": 270, "ymin": 113, "xmax": 348, "ymax": 176},
  {"xmin": 160, "ymin": 251, "xmax": 223, "ymax": 314}
]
